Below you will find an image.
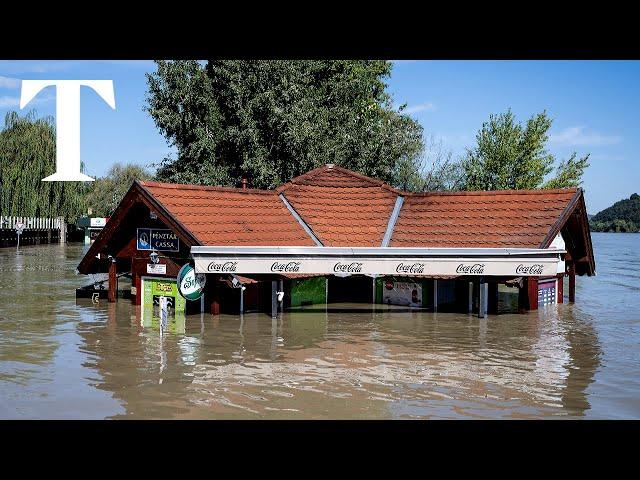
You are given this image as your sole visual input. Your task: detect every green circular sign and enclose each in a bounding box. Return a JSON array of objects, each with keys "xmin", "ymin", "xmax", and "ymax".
[{"xmin": 177, "ymin": 263, "xmax": 206, "ymax": 301}]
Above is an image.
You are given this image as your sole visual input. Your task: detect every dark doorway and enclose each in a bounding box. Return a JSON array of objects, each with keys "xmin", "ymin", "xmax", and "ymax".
[{"xmin": 327, "ymin": 276, "xmax": 373, "ymax": 303}]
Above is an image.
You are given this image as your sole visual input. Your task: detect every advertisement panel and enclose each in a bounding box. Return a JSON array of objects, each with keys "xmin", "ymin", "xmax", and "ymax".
[
  {"xmin": 382, "ymin": 281, "xmax": 423, "ymax": 307},
  {"xmin": 193, "ymin": 257, "xmax": 559, "ymax": 277}
]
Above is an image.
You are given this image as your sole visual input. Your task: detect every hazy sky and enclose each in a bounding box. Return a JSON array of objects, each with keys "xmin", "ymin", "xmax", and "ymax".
[{"xmin": 0, "ymin": 60, "xmax": 637, "ymax": 213}]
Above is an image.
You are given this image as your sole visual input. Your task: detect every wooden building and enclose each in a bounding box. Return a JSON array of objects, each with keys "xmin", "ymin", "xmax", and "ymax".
[{"xmin": 77, "ymin": 165, "xmax": 595, "ymax": 317}]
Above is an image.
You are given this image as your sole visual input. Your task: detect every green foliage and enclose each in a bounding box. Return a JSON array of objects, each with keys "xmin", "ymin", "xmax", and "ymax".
[
  {"xmin": 85, "ymin": 163, "xmax": 152, "ymax": 217},
  {"xmin": 460, "ymin": 109, "xmax": 589, "ymax": 190},
  {"xmin": 543, "ymin": 152, "xmax": 590, "ymax": 189},
  {"xmin": 392, "ymin": 135, "xmax": 463, "ymax": 192},
  {"xmin": 589, "ymin": 193, "xmax": 640, "ymax": 232},
  {"xmin": 590, "ymin": 219, "xmax": 638, "ymax": 233},
  {"xmin": 146, "ymin": 60, "xmax": 424, "ymax": 189},
  {"xmin": 0, "ymin": 111, "xmax": 87, "ymax": 221}
]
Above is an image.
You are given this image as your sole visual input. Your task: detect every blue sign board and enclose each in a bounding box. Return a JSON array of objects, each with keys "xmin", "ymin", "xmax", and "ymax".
[{"xmin": 137, "ymin": 228, "xmax": 180, "ymax": 252}]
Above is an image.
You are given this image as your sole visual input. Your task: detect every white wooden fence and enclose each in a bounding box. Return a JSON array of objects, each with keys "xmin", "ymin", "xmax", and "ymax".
[{"xmin": 0, "ymin": 216, "xmax": 63, "ymax": 230}]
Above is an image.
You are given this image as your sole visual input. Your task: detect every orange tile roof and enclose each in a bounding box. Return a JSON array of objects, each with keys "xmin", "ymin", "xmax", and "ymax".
[
  {"xmin": 278, "ymin": 166, "xmax": 399, "ymax": 246},
  {"xmin": 390, "ymin": 189, "xmax": 578, "ymax": 248},
  {"xmin": 138, "ymin": 181, "xmax": 315, "ymax": 247},
  {"xmin": 136, "ymin": 167, "xmax": 580, "ymax": 250}
]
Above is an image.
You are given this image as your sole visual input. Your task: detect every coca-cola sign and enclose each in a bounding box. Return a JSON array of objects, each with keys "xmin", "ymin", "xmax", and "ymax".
[
  {"xmin": 271, "ymin": 261, "xmax": 301, "ymax": 273},
  {"xmin": 395, "ymin": 262, "xmax": 425, "ymax": 274},
  {"xmin": 333, "ymin": 262, "xmax": 363, "ymax": 273},
  {"xmin": 207, "ymin": 261, "xmax": 238, "ymax": 272},
  {"xmin": 515, "ymin": 264, "xmax": 544, "ymax": 275},
  {"xmin": 456, "ymin": 263, "xmax": 485, "ymax": 274}
]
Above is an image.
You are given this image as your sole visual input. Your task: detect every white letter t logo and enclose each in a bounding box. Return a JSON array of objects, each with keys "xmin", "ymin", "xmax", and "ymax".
[{"xmin": 20, "ymin": 80, "xmax": 116, "ymax": 182}]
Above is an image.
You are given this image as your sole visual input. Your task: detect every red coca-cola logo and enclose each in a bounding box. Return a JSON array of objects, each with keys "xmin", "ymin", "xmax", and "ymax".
[
  {"xmin": 271, "ymin": 261, "xmax": 301, "ymax": 272},
  {"xmin": 456, "ymin": 263, "xmax": 485, "ymax": 274},
  {"xmin": 207, "ymin": 261, "xmax": 238, "ymax": 272},
  {"xmin": 515, "ymin": 264, "xmax": 544, "ymax": 275},
  {"xmin": 395, "ymin": 262, "xmax": 425, "ymax": 274},
  {"xmin": 333, "ymin": 262, "xmax": 363, "ymax": 273}
]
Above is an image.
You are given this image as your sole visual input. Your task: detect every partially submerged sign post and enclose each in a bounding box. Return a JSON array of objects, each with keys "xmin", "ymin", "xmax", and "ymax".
[{"xmin": 15, "ymin": 221, "xmax": 24, "ymax": 250}]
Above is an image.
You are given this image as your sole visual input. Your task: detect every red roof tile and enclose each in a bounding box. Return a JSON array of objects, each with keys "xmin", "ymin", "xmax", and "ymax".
[
  {"xmin": 279, "ymin": 165, "xmax": 399, "ymax": 246},
  {"xmin": 390, "ymin": 189, "xmax": 578, "ymax": 248},
  {"xmin": 139, "ymin": 181, "xmax": 315, "ymax": 247}
]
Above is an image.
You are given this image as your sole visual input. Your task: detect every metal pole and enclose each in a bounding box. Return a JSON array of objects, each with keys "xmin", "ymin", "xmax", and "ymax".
[
  {"xmin": 240, "ymin": 285, "xmax": 244, "ymax": 314},
  {"xmin": 478, "ymin": 279, "xmax": 488, "ymax": 319},
  {"xmin": 433, "ymin": 279, "xmax": 438, "ymax": 312},
  {"xmin": 271, "ymin": 280, "xmax": 277, "ymax": 318},
  {"xmin": 468, "ymin": 281, "xmax": 473, "ymax": 314},
  {"xmin": 278, "ymin": 279, "xmax": 284, "ymax": 312}
]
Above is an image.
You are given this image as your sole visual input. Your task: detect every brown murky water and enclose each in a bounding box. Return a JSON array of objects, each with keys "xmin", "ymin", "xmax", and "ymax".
[{"xmin": 0, "ymin": 233, "xmax": 638, "ymax": 419}]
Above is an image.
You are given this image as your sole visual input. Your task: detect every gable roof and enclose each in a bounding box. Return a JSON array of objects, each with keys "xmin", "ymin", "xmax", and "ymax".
[
  {"xmin": 138, "ymin": 181, "xmax": 315, "ymax": 247},
  {"xmin": 391, "ymin": 188, "xmax": 579, "ymax": 248},
  {"xmin": 277, "ymin": 165, "xmax": 400, "ymax": 246},
  {"xmin": 78, "ymin": 165, "xmax": 595, "ymax": 276}
]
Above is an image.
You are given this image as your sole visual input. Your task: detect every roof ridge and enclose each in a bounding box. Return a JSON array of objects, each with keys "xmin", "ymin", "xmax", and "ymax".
[
  {"xmin": 139, "ymin": 180, "xmax": 276, "ymax": 195},
  {"xmin": 407, "ymin": 187, "xmax": 579, "ymax": 197},
  {"xmin": 276, "ymin": 164, "xmax": 402, "ymax": 194}
]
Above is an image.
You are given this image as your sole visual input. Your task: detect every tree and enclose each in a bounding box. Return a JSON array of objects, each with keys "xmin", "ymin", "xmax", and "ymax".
[
  {"xmin": 0, "ymin": 110, "xmax": 87, "ymax": 221},
  {"xmin": 85, "ymin": 163, "xmax": 152, "ymax": 217},
  {"xmin": 146, "ymin": 60, "xmax": 424, "ymax": 189},
  {"xmin": 460, "ymin": 109, "xmax": 589, "ymax": 191},
  {"xmin": 392, "ymin": 135, "xmax": 462, "ymax": 192}
]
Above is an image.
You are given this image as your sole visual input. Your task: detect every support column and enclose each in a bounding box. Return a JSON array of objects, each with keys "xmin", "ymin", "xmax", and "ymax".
[
  {"xmin": 528, "ymin": 276, "xmax": 539, "ymax": 311},
  {"xmin": 133, "ymin": 273, "xmax": 142, "ymax": 305},
  {"xmin": 108, "ymin": 258, "xmax": 117, "ymax": 303},
  {"xmin": 568, "ymin": 262, "xmax": 576, "ymax": 303},
  {"xmin": 240, "ymin": 285, "xmax": 244, "ymax": 314},
  {"xmin": 557, "ymin": 273, "xmax": 564, "ymax": 304},
  {"xmin": 372, "ymin": 277, "xmax": 376, "ymax": 304},
  {"xmin": 278, "ymin": 279, "xmax": 284, "ymax": 313},
  {"xmin": 209, "ymin": 276, "xmax": 220, "ymax": 315},
  {"xmin": 468, "ymin": 281, "xmax": 474, "ymax": 314},
  {"xmin": 433, "ymin": 279, "xmax": 438, "ymax": 312},
  {"xmin": 478, "ymin": 279, "xmax": 488, "ymax": 318},
  {"xmin": 271, "ymin": 280, "xmax": 278, "ymax": 318}
]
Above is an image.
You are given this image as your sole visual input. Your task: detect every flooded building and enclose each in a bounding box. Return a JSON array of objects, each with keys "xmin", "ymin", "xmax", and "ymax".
[{"xmin": 76, "ymin": 165, "xmax": 595, "ymax": 317}]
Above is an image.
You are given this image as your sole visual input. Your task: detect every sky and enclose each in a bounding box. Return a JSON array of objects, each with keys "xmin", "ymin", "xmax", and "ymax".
[{"xmin": 0, "ymin": 59, "xmax": 638, "ymax": 214}]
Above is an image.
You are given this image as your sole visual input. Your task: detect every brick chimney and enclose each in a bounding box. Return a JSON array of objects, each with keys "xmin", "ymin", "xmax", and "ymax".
[{"xmin": 241, "ymin": 177, "xmax": 248, "ymax": 190}]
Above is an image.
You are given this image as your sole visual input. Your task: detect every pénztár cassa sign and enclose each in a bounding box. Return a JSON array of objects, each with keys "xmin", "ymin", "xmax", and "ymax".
[{"xmin": 193, "ymin": 258, "xmax": 557, "ymax": 276}]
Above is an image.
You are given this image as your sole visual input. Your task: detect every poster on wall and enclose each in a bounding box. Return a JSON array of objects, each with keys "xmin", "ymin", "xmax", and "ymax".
[{"xmin": 383, "ymin": 281, "xmax": 423, "ymax": 307}]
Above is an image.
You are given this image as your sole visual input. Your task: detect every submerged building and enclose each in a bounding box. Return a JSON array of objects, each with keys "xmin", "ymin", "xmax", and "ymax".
[{"xmin": 77, "ymin": 164, "xmax": 595, "ymax": 317}]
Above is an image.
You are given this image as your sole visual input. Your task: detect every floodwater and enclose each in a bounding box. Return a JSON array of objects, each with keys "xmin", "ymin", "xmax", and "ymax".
[{"xmin": 0, "ymin": 233, "xmax": 638, "ymax": 419}]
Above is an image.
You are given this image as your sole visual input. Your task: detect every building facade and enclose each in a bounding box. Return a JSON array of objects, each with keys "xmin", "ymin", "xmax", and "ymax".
[{"xmin": 77, "ymin": 165, "xmax": 595, "ymax": 317}]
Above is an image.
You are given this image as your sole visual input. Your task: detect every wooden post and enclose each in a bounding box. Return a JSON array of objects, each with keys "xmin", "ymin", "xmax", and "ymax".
[
  {"xmin": 568, "ymin": 262, "xmax": 576, "ymax": 303},
  {"xmin": 527, "ymin": 276, "xmax": 539, "ymax": 311},
  {"xmin": 209, "ymin": 276, "xmax": 220, "ymax": 315},
  {"xmin": 108, "ymin": 258, "xmax": 117, "ymax": 303},
  {"xmin": 557, "ymin": 273, "xmax": 564, "ymax": 304}
]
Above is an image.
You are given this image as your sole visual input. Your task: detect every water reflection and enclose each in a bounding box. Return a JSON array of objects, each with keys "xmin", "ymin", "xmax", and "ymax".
[
  {"xmin": 0, "ymin": 241, "xmax": 623, "ymax": 419},
  {"xmin": 71, "ymin": 298, "xmax": 601, "ymax": 419}
]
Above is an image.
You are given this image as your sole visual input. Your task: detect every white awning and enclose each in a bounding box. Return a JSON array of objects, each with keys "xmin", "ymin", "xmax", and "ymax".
[{"xmin": 190, "ymin": 246, "xmax": 565, "ymax": 277}]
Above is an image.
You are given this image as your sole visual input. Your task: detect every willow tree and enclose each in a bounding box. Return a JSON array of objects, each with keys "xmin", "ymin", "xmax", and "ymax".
[{"xmin": 0, "ymin": 110, "xmax": 87, "ymax": 221}]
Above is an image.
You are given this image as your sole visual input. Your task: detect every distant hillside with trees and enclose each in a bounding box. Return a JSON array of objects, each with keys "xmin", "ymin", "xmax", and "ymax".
[{"xmin": 590, "ymin": 193, "xmax": 640, "ymax": 232}]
